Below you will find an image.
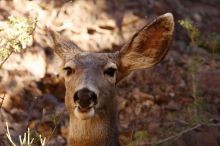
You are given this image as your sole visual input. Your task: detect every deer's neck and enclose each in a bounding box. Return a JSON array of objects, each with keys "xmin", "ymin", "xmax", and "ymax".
[{"xmin": 68, "ymin": 106, "xmax": 120, "ymax": 146}]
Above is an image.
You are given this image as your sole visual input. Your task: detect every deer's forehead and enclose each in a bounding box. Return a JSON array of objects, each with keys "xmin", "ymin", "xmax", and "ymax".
[{"xmin": 71, "ymin": 52, "xmax": 115, "ymax": 68}]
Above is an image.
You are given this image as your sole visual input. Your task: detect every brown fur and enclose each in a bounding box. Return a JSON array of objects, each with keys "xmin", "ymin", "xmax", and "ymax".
[
  {"xmin": 62, "ymin": 53, "xmax": 120, "ymax": 146},
  {"xmin": 47, "ymin": 13, "xmax": 174, "ymax": 146},
  {"xmin": 117, "ymin": 13, "xmax": 174, "ymax": 81}
]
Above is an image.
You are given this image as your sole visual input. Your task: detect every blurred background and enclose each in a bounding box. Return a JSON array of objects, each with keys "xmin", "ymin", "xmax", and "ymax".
[{"xmin": 0, "ymin": 0, "xmax": 220, "ymax": 146}]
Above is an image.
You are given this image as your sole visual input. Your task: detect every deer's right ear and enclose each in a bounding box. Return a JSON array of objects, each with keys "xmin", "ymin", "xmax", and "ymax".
[
  {"xmin": 46, "ymin": 28, "xmax": 81, "ymax": 60},
  {"xmin": 116, "ymin": 13, "xmax": 174, "ymax": 82}
]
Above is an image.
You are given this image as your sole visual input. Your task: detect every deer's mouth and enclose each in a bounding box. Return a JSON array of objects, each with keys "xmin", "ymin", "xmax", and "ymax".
[
  {"xmin": 74, "ymin": 106, "xmax": 95, "ymax": 120},
  {"xmin": 78, "ymin": 106, "xmax": 92, "ymax": 113}
]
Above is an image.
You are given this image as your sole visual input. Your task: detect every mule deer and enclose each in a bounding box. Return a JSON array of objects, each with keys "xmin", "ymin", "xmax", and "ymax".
[{"xmin": 47, "ymin": 13, "xmax": 174, "ymax": 146}]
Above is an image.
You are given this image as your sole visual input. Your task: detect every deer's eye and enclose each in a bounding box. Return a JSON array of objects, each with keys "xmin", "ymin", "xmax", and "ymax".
[
  {"xmin": 104, "ymin": 67, "xmax": 117, "ymax": 77},
  {"xmin": 63, "ymin": 67, "xmax": 74, "ymax": 76}
]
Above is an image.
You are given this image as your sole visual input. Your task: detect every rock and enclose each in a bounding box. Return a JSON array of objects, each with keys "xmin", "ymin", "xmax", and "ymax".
[
  {"xmin": 200, "ymin": 69, "xmax": 220, "ymax": 97},
  {"xmin": 0, "ymin": 93, "xmax": 12, "ymax": 110},
  {"xmin": 47, "ymin": 135, "xmax": 66, "ymax": 146},
  {"xmin": 147, "ymin": 122, "xmax": 160, "ymax": 134},
  {"xmin": 165, "ymin": 100, "xmax": 181, "ymax": 111},
  {"xmin": 10, "ymin": 108, "xmax": 27, "ymax": 122},
  {"xmin": 150, "ymin": 105, "xmax": 161, "ymax": 118}
]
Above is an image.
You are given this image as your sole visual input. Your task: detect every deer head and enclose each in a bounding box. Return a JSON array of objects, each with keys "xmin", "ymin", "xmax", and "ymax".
[{"xmin": 47, "ymin": 13, "xmax": 174, "ymax": 146}]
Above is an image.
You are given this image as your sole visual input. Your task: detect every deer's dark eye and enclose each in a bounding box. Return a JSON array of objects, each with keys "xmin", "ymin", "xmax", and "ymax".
[
  {"xmin": 104, "ymin": 67, "xmax": 117, "ymax": 77},
  {"xmin": 63, "ymin": 67, "xmax": 74, "ymax": 76}
]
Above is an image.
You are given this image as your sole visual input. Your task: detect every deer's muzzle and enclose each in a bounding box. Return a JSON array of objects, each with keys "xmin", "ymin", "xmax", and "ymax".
[{"xmin": 74, "ymin": 88, "xmax": 97, "ymax": 110}]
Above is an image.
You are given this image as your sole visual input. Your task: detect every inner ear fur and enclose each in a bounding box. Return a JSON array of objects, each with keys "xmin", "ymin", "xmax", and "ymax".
[
  {"xmin": 117, "ymin": 13, "xmax": 174, "ymax": 81},
  {"xmin": 46, "ymin": 28, "xmax": 82, "ymax": 60}
]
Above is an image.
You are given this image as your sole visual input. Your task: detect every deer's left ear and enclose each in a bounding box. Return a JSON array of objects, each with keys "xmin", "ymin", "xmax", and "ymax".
[{"xmin": 116, "ymin": 13, "xmax": 174, "ymax": 82}]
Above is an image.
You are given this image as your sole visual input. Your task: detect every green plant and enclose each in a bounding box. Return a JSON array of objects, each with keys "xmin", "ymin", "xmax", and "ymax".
[
  {"xmin": 186, "ymin": 97, "xmax": 210, "ymax": 125},
  {"xmin": 179, "ymin": 19, "xmax": 220, "ymax": 56},
  {"xmin": 179, "ymin": 18, "xmax": 211, "ymax": 126},
  {"xmin": 187, "ymin": 56, "xmax": 203, "ymax": 98},
  {"xmin": 128, "ymin": 130, "xmax": 149, "ymax": 146},
  {"xmin": 202, "ymin": 32, "xmax": 220, "ymax": 59},
  {"xmin": 0, "ymin": 15, "xmax": 36, "ymax": 68},
  {"xmin": 178, "ymin": 19, "xmax": 201, "ymax": 47}
]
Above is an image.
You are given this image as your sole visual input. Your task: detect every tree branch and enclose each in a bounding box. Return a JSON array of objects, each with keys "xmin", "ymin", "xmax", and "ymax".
[{"xmin": 0, "ymin": 93, "xmax": 6, "ymax": 108}]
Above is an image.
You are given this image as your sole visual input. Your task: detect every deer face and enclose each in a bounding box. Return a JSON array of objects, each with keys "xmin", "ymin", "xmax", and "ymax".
[
  {"xmin": 47, "ymin": 13, "xmax": 174, "ymax": 120},
  {"xmin": 62, "ymin": 52, "xmax": 118, "ymax": 120}
]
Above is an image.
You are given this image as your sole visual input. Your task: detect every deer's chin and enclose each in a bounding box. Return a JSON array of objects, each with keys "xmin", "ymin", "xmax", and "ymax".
[{"xmin": 74, "ymin": 107, "xmax": 95, "ymax": 120}]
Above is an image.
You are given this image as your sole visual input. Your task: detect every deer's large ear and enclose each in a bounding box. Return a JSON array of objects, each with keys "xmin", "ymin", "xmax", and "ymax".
[
  {"xmin": 46, "ymin": 28, "xmax": 82, "ymax": 60},
  {"xmin": 116, "ymin": 13, "xmax": 174, "ymax": 81}
]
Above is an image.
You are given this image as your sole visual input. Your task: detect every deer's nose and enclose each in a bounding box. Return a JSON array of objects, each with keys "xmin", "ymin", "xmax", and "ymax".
[{"xmin": 74, "ymin": 88, "xmax": 97, "ymax": 108}]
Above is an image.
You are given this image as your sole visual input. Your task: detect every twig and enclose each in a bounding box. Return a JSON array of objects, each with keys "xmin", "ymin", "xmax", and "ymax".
[
  {"xmin": 141, "ymin": 122, "xmax": 220, "ymax": 146},
  {"xmin": 0, "ymin": 93, "xmax": 6, "ymax": 109},
  {"xmin": 207, "ymin": 123, "xmax": 220, "ymax": 127},
  {"xmin": 0, "ymin": 51, "xmax": 13, "ymax": 68},
  {"xmin": 153, "ymin": 124, "xmax": 201, "ymax": 146},
  {"xmin": 5, "ymin": 122, "xmax": 16, "ymax": 146}
]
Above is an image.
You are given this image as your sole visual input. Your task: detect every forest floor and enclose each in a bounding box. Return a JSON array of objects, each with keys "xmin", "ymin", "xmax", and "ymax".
[{"xmin": 0, "ymin": 0, "xmax": 220, "ymax": 146}]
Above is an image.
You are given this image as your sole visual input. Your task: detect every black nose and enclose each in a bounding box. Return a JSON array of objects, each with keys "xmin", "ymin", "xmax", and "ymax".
[{"xmin": 74, "ymin": 88, "xmax": 97, "ymax": 108}]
